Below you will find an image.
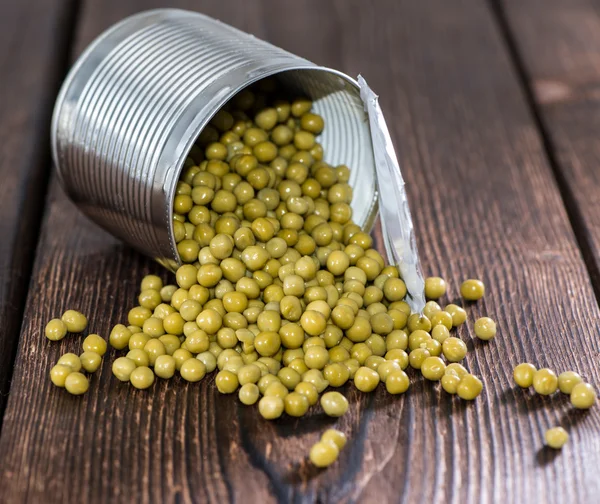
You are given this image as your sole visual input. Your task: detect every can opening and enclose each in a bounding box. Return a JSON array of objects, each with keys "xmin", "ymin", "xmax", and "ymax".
[{"xmin": 165, "ymin": 70, "xmax": 378, "ymax": 269}]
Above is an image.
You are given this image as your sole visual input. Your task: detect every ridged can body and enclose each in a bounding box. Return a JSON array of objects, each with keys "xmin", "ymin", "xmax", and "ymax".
[{"xmin": 52, "ymin": 8, "xmax": 378, "ymax": 269}]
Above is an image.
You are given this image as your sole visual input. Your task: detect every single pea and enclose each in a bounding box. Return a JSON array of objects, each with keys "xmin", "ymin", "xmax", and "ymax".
[
  {"xmin": 442, "ymin": 337, "xmax": 467, "ymax": 363},
  {"xmin": 144, "ymin": 339, "xmax": 167, "ymax": 366},
  {"xmin": 408, "ymin": 329, "xmax": 431, "ymax": 351},
  {"xmin": 300, "ymin": 310, "xmax": 327, "ymax": 337},
  {"xmin": 264, "ymin": 381, "xmax": 289, "ymax": 400},
  {"xmin": 513, "ymin": 363, "xmax": 536, "ymax": 388},
  {"xmin": 423, "ymin": 301, "xmax": 442, "ymax": 320},
  {"xmin": 346, "ymin": 316, "xmax": 371, "ymax": 343},
  {"xmin": 545, "ymin": 427, "xmax": 568, "ymax": 449},
  {"xmin": 309, "ymin": 440, "xmax": 339, "ymax": 468},
  {"xmin": 274, "ymin": 363, "xmax": 299, "ymax": 387},
  {"xmin": 425, "ymin": 277, "xmax": 446, "ymax": 299},
  {"xmin": 354, "ymin": 366, "xmax": 380, "ymax": 392},
  {"xmin": 446, "ymin": 363, "xmax": 469, "ymax": 379},
  {"xmin": 130, "ymin": 366, "xmax": 155, "ymax": 390},
  {"xmin": 80, "ymin": 351, "xmax": 102, "ymax": 373},
  {"xmin": 258, "ymin": 395, "xmax": 285, "ymax": 420},
  {"xmin": 385, "ymin": 369, "xmax": 410, "ymax": 394},
  {"xmin": 215, "ymin": 370, "xmax": 239, "ymax": 393},
  {"xmin": 127, "ymin": 349, "xmax": 150, "ymax": 368},
  {"xmin": 180, "ymin": 358, "xmax": 207, "ymax": 382},
  {"xmin": 45, "ymin": 319, "xmax": 68, "ymax": 341},
  {"xmin": 109, "ymin": 324, "xmax": 133, "ymax": 350},
  {"xmin": 61, "ymin": 310, "xmax": 88, "ymax": 333},
  {"xmin": 57, "ymin": 352, "xmax": 82, "ymax": 372},
  {"xmin": 441, "ymin": 373, "xmax": 461, "ymax": 394},
  {"xmin": 302, "ymin": 369, "xmax": 329, "ymax": 393},
  {"xmin": 238, "ymin": 364, "xmax": 262, "ymax": 385},
  {"xmin": 421, "ymin": 356, "xmax": 446, "ymax": 381},
  {"xmin": 460, "ymin": 279, "xmax": 485, "ymax": 301},
  {"xmin": 196, "ymin": 351, "xmax": 217, "ymax": 373},
  {"xmin": 50, "ymin": 364, "xmax": 72, "ymax": 387},
  {"xmin": 128, "ymin": 306, "xmax": 152, "ymax": 327},
  {"xmin": 457, "ymin": 374, "xmax": 483, "ymax": 400},
  {"xmin": 474, "ymin": 317, "xmax": 496, "ymax": 340},
  {"xmin": 141, "ymin": 274, "xmax": 163, "ymax": 292},
  {"xmin": 377, "ymin": 360, "xmax": 401, "ymax": 382},
  {"xmin": 154, "ymin": 355, "xmax": 176, "ymax": 379},
  {"xmin": 239, "ymin": 383, "xmax": 260, "ymax": 405},
  {"xmin": 159, "ymin": 334, "xmax": 181, "ymax": 355},
  {"xmin": 383, "ymin": 278, "xmax": 407, "ymax": 302},
  {"xmin": 445, "ymin": 304, "xmax": 467, "ymax": 326},
  {"xmin": 422, "ymin": 338, "xmax": 442, "ymax": 357},
  {"xmin": 533, "ymin": 368, "xmax": 558, "ymax": 395},
  {"xmin": 386, "ymin": 329, "xmax": 408, "ymax": 351},
  {"xmin": 385, "ymin": 349, "xmax": 409, "ymax": 370},
  {"xmin": 284, "ymin": 392, "xmax": 310, "ymax": 417},
  {"xmin": 295, "ymin": 381, "xmax": 319, "ymax": 406},
  {"xmin": 570, "ymin": 383, "xmax": 596, "ymax": 409},
  {"xmin": 431, "ymin": 325, "xmax": 450, "ymax": 343},
  {"xmin": 112, "ymin": 357, "xmax": 137, "ymax": 382},
  {"xmin": 139, "ymin": 289, "xmax": 162, "ymax": 310},
  {"xmin": 304, "ymin": 346, "xmax": 329, "ymax": 370},
  {"xmin": 431, "ymin": 311, "xmax": 453, "ymax": 331},
  {"xmin": 65, "ymin": 372, "xmax": 89, "ymax": 395},
  {"xmin": 409, "ymin": 348, "xmax": 430, "ymax": 370},
  {"xmin": 320, "ymin": 430, "xmax": 346, "ymax": 453},
  {"xmin": 320, "ymin": 391, "xmax": 349, "ymax": 417},
  {"xmin": 407, "ymin": 314, "xmax": 432, "ymax": 333},
  {"xmin": 254, "ymin": 331, "xmax": 281, "ymax": 357},
  {"xmin": 558, "ymin": 371, "xmax": 583, "ymax": 394},
  {"xmin": 82, "ymin": 334, "xmax": 107, "ymax": 356},
  {"xmin": 365, "ymin": 355, "xmax": 386, "ymax": 372},
  {"xmin": 128, "ymin": 332, "xmax": 151, "ymax": 351}
]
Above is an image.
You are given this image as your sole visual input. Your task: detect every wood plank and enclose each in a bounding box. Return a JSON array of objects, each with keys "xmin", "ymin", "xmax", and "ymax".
[
  {"xmin": 1, "ymin": 0, "xmax": 599, "ymax": 502},
  {"xmin": 0, "ymin": 0, "xmax": 78, "ymax": 423},
  {"xmin": 497, "ymin": 0, "xmax": 600, "ymax": 293}
]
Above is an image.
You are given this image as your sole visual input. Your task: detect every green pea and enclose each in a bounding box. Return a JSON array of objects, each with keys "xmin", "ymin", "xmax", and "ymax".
[
  {"xmin": 50, "ymin": 364, "xmax": 72, "ymax": 387},
  {"xmin": 61, "ymin": 310, "xmax": 88, "ymax": 333},
  {"xmin": 474, "ymin": 317, "xmax": 496, "ymax": 340},
  {"xmin": 65, "ymin": 372, "xmax": 89, "ymax": 395},
  {"xmin": 354, "ymin": 366, "xmax": 380, "ymax": 392},
  {"xmin": 258, "ymin": 396, "xmax": 284, "ymax": 419},
  {"xmin": 513, "ymin": 363, "xmax": 536, "ymax": 388},
  {"xmin": 309, "ymin": 440, "xmax": 339, "ymax": 468},
  {"xmin": 130, "ymin": 366, "xmax": 155, "ymax": 390},
  {"xmin": 545, "ymin": 427, "xmax": 568, "ymax": 449},
  {"xmin": 533, "ymin": 368, "xmax": 558, "ymax": 395},
  {"xmin": 45, "ymin": 319, "xmax": 68, "ymax": 341},
  {"xmin": 424, "ymin": 277, "xmax": 446, "ymax": 299},
  {"xmin": 460, "ymin": 279, "xmax": 485, "ymax": 301}
]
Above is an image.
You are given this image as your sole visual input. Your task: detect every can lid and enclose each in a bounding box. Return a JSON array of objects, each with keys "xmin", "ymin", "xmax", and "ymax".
[{"xmin": 358, "ymin": 75, "xmax": 426, "ymax": 313}]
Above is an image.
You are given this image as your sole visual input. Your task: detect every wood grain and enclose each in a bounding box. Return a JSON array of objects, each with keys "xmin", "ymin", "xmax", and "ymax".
[
  {"xmin": 1, "ymin": 1, "xmax": 599, "ymax": 503},
  {"xmin": 0, "ymin": 0, "xmax": 78, "ymax": 423},
  {"xmin": 497, "ymin": 0, "xmax": 600, "ymax": 291}
]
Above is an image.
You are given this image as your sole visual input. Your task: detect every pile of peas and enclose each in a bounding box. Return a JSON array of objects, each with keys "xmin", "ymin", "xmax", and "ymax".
[
  {"xmin": 44, "ymin": 80, "xmax": 596, "ymax": 464},
  {"xmin": 47, "ymin": 310, "xmax": 107, "ymax": 395}
]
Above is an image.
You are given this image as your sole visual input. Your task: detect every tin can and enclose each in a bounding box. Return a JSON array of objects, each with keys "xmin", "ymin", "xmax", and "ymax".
[{"xmin": 51, "ymin": 8, "xmax": 378, "ymax": 270}]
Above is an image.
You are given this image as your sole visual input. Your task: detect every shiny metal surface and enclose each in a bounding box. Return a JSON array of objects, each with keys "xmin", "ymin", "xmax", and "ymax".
[{"xmin": 52, "ymin": 9, "xmax": 378, "ymax": 270}]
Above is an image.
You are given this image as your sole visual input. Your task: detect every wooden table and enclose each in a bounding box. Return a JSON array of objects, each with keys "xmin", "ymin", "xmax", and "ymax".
[{"xmin": 0, "ymin": 1, "xmax": 599, "ymax": 502}]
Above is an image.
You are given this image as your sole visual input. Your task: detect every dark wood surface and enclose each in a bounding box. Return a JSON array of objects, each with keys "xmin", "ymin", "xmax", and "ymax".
[
  {"xmin": 499, "ymin": 0, "xmax": 600, "ymax": 291},
  {"xmin": 0, "ymin": 1, "xmax": 599, "ymax": 503},
  {"xmin": 0, "ymin": 0, "xmax": 78, "ymax": 422}
]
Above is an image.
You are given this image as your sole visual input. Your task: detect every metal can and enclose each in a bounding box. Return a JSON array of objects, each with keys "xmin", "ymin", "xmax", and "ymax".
[{"xmin": 51, "ymin": 8, "xmax": 378, "ymax": 270}]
